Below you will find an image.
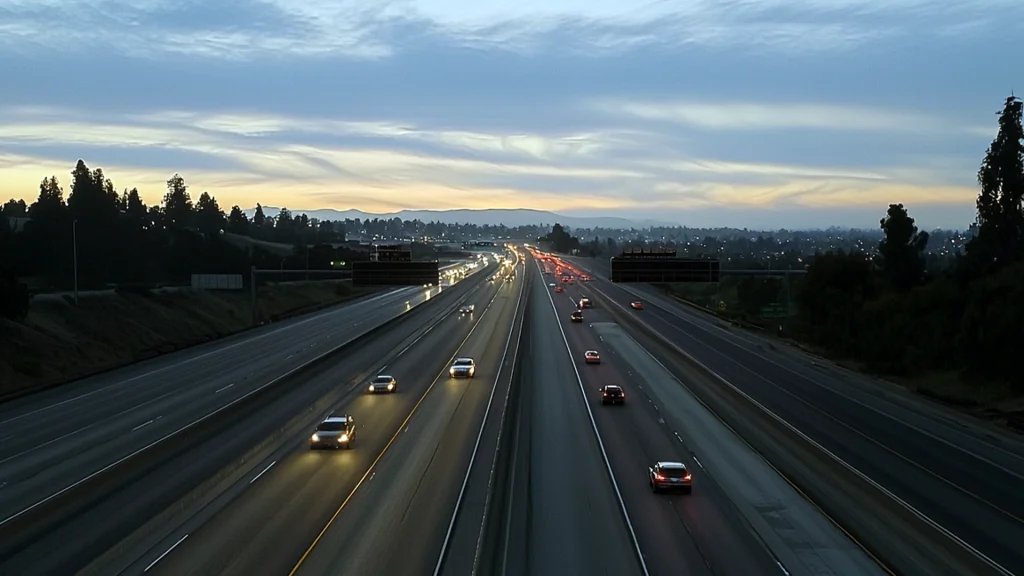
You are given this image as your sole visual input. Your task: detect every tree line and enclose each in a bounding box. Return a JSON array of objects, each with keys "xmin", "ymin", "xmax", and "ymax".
[
  {"xmin": 547, "ymin": 95, "xmax": 1023, "ymax": 390},
  {"xmin": 0, "ymin": 162, "xmax": 366, "ymax": 320},
  {"xmin": 796, "ymin": 95, "xmax": 1023, "ymax": 388}
]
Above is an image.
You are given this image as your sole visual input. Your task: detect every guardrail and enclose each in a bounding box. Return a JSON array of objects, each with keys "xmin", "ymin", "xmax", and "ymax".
[
  {"xmin": 467, "ymin": 271, "xmax": 532, "ymax": 576},
  {"xmin": 587, "ymin": 284, "xmax": 1009, "ymax": 576},
  {"xmin": 0, "ymin": 265, "xmax": 496, "ymax": 565}
]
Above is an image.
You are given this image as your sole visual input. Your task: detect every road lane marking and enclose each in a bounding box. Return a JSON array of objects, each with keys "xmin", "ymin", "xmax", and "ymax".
[
  {"xmin": 289, "ymin": 275, "xmax": 506, "ymax": 576},
  {"xmin": 597, "ymin": 271, "xmax": 1024, "ymax": 475},
  {"xmin": 436, "ymin": 254, "xmax": 525, "ymax": 576},
  {"xmin": 0, "ymin": 289, "xmax": 412, "ymax": 426},
  {"xmin": 644, "ymin": 300, "xmax": 1024, "ymax": 525},
  {"xmin": 144, "ymin": 533, "xmax": 189, "ymax": 572},
  {"xmin": 132, "ymin": 420, "xmax": 154, "ymax": 432},
  {"xmin": 0, "ymin": 423, "xmax": 97, "ymax": 465},
  {"xmin": 583, "ymin": 276, "xmax": 1013, "ymax": 575},
  {"xmin": 215, "ymin": 383, "xmax": 235, "ymax": 393},
  {"xmin": 537, "ymin": 258, "xmax": 651, "ymax": 576},
  {"xmin": 250, "ymin": 461, "xmax": 276, "ymax": 484},
  {"xmin": 0, "ymin": 261, "xmax": 495, "ymax": 531},
  {"xmin": 1, "ymin": 387, "xmax": 179, "ymax": 464}
]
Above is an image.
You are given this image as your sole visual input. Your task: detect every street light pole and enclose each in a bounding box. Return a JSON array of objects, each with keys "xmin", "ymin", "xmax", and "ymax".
[{"xmin": 73, "ymin": 219, "xmax": 79, "ymax": 305}]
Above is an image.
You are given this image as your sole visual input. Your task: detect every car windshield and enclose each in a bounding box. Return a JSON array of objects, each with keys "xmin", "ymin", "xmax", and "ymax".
[
  {"xmin": 660, "ymin": 467, "xmax": 687, "ymax": 478},
  {"xmin": 318, "ymin": 421, "xmax": 346, "ymax": 431},
  {"xmin": 604, "ymin": 387, "xmax": 622, "ymax": 395},
  {"xmin": 454, "ymin": 360, "xmax": 473, "ymax": 366},
  {"xmin": 374, "ymin": 376, "xmax": 392, "ymax": 383}
]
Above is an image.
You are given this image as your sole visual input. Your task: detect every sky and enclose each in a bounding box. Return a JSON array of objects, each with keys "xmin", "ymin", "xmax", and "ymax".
[{"xmin": 0, "ymin": 0, "xmax": 1020, "ymax": 230}]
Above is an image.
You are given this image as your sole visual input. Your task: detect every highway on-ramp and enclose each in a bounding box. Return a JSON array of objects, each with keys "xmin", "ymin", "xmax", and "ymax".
[
  {"xmin": 568, "ymin": 256, "xmax": 1024, "ymax": 574},
  {"xmin": 130, "ymin": 261, "xmax": 525, "ymax": 576}
]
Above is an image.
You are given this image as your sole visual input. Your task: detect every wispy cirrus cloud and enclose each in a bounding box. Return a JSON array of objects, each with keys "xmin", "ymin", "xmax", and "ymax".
[{"xmin": 0, "ymin": 0, "xmax": 1017, "ymax": 228}]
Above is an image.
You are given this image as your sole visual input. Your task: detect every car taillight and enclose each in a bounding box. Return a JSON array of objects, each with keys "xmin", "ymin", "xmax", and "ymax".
[
  {"xmin": 684, "ymin": 473, "xmax": 691, "ymax": 480},
  {"xmin": 655, "ymin": 474, "xmax": 665, "ymax": 480}
]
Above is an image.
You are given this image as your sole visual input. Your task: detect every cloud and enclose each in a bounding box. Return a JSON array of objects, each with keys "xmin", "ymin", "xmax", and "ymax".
[{"xmin": 1, "ymin": 0, "xmax": 1018, "ymax": 229}]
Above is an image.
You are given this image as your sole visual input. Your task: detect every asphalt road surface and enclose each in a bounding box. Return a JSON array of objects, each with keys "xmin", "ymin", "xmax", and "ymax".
[
  {"xmin": 0, "ymin": 266, "xmax": 495, "ymax": 574},
  {"xmin": 515, "ymin": 269, "xmax": 645, "ymax": 576},
  {"xmin": 543, "ymin": 273, "xmax": 885, "ymax": 576},
  {"xmin": 0, "ymin": 271, "xmax": 478, "ymax": 530},
  {"xmin": 137, "ymin": 269, "xmax": 524, "ymax": 576},
  {"xmin": 569, "ymin": 256, "xmax": 1024, "ymax": 574}
]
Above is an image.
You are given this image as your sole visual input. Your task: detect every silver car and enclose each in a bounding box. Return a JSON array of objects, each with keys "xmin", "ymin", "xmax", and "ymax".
[
  {"xmin": 368, "ymin": 375, "xmax": 397, "ymax": 394},
  {"xmin": 310, "ymin": 415, "xmax": 355, "ymax": 449},
  {"xmin": 449, "ymin": 358, "xmax": 476, "ymax": 378}
]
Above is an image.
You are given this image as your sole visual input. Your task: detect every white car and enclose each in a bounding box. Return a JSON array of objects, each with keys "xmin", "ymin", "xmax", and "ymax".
[
  {"xmin": 368, "ymin": 375, "xmax": 397, "ymax": 393},
  {"xmin": 449, "ymin": 358, "xmax": 476, "ymax": 378}
]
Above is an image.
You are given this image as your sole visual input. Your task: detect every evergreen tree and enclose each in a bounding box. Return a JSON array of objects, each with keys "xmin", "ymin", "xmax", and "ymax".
[
  {"xmin": 227, "ymin": 205, "xmax": 250, "ymax": 234},
  {"xmin": 969, "ymin": 94, "xmax": 1024, "ymax": 269},
  {"xmin": 878, "ymin": 203, "xmax": 928, "ymax": 291},
  {"xmin": 253, "ymin": 203, "xmax": 266, "ymax": 228},
  {"xmin": 163, "ymin": 174, "xmax": 194, "ymax": 228},
  {"xmin": 195, "ymin": 192, "xmax": 226, "ymax": 236}
]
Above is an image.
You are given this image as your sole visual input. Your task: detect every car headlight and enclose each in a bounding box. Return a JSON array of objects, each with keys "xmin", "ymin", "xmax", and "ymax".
[
  {"xmin": 450, "ymin": 368, "xmax": 456, "ymax": 376},
  {"xmin": 387, "ymin": 383, "xmax": 394, "ymax": 390},
  {"xmin": 369, "ymin": 384, "xmax": 375, "ymax": 392},
  {"xmin": 311, "ymin": 433, "xmax": 320, "ymax": 442},
  {"xmin": 339, "ymin": 434, "xmax": 349, "ymax": 442},
  {"xmin": 469, "ymin": 367, "xmax": 475, "ymax": 375}
]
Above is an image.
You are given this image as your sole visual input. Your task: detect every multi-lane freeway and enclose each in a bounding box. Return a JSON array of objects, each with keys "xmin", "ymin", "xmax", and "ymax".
[
  {"xmin": 564, "ymin": 255, "xmax": 1024, "ymax": 575},
  {"xmin": 0, "ymin": 245, "xmax": 1021, "ymax": 576}
]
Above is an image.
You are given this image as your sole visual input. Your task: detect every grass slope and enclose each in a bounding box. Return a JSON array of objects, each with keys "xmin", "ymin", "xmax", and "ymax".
[{"xmin": 0, "ymin": 280, "xmax": 376, "ymax": 398}]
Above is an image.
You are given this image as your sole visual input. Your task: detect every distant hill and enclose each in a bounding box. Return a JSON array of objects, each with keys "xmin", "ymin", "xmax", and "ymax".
[{"xmin": 242, "ymin": 207, "xmax": 674, "ymax": 230}]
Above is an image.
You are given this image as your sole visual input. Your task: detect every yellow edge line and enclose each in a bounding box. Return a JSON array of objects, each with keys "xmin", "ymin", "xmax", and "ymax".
[{"xmin": 288, "ymin": 279, "xmax": 505, "ymax": 575}]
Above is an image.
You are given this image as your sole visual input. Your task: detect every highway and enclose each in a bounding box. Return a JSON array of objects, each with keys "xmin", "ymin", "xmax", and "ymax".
[
  {"xmin": 0, "ymin": 267, "xmax": 484, "ymax": 533},
  {"xmin": 510, "ymin": 268, "xmax": 645, "ymax": 576},
  {"xmin": 108, "ymin": 259, "xmax": 524, "ymax": 576},
  {"xmin": 534, "ymin": 263, "xmax": 883, "ymax": 576},
  {"xmin": 567, "ymin": 256, "xmax": 1024, "ymax": 574},
  {"xmin": 0, "ymin": 261, "xmax": 497, "ymax": 574}
]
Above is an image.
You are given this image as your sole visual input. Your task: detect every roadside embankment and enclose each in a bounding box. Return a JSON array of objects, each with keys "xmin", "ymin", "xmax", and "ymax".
[{"xmin": 0, "ymin": 280, "xmax": 377, "ymax": 399}]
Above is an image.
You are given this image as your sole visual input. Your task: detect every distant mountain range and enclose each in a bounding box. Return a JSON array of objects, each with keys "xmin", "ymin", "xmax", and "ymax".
[{"xmin": 243, "ymin": 207, "xmax": 674, "ymax": 230}]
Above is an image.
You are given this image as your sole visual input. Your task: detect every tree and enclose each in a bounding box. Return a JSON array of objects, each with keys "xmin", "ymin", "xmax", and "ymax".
[
  {"xmin": 23, "ymin": 177, "xmax": 71, "ymax": 287},
  {"xmin": 253, "ymin": 203, "xmax": 266, "ymax": 228},
  {"xmin": 195, "ymin": 192, "xmax": 226, "ymax": 236},
  {"xmin": 30, "ymin": 176, "xmax": 67, "ymax": 217},
  {"xmin": 546, "ymin": 223, "xmax": 581, "ymax": 254},
  {"xmin": 120, "ymin": 188, "xmax": 147, "ymax": 222},
  {"xmin": 878, "ymin": 203, "xmax": 928, "ymax": 292},
  {"xmin": 227, "ymin": 205, "xmax": 250, "ymax": 234},
  {"xmin": 163, "ymin": 174, "xmax": 193, "ymax": 228},
  {"xmin": 968, "ymin": 95, "xmax": 1024, "ymax": 270},
  {"xmin": 2, "ymin": 199, "xmax": 27, "ymax": 217}
]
